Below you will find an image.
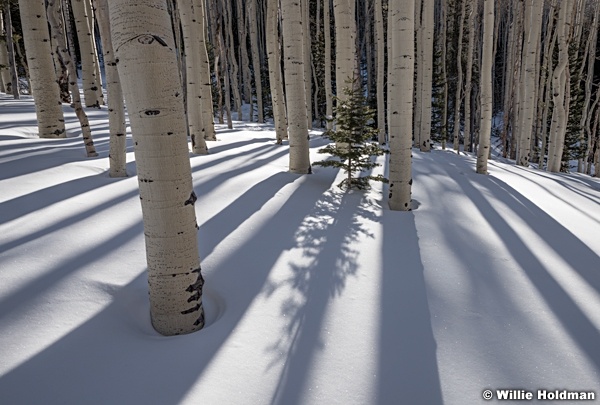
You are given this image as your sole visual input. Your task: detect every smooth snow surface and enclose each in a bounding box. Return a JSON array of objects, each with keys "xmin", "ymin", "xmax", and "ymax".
[{"xmin": 1, "ymin": 94, "xmax": 600, "ymax": 404}]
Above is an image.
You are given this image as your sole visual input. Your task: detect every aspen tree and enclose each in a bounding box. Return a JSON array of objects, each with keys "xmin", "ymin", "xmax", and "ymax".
[
  {"xmin": 324, "ymin": 0, "xmax": 333, "ymax": 131},
  {"xmin": 516, "ymin": 0, "xmax": 543, "ymax": 167},
  {"xmin": 266, "ymin": 0, "xmax": 287, "ymax": 144},
  {"xmin": 223, "ymin": 0, "xmax": 242, "ymax": 121},
  {"xmin": 547, "ymin": 0, "xmax": 573, "ymax": 173},
  {"xmin": 178, "ymin": 0, "xmax": 209, "ymax": 154},
  {"xmin": 301, "ymin": 0, "xmax": 312, "ymax": 128},
  {"xmin": 463, "ymin": 1, "xmax": 476, "ymax": 153},
  {"xmin": 333, "ymin": 0, "xmax": 357, "ymax": 103},
  {"xmin": 0, "ymin": 8, "xmax": 12, "ymax": 94},
  {"xmin": 281, "ymin": 0, "xmax": 311, "ymax": 173},
  {"xmin": 579, "ymin": 2, "xmax": 598, "ymax": 174},
  {"xmin": 47, "ymin": 0, "xmax": 97, "ymax": 157},
  {"xmin": 248, "ymin": 0, "xmax": 264, "ymax": 123},
  {"xmin": 453, "ymin": 0, "xmax": 466, "ymax": 152},
  {"xmin": 375, "ymin": 0, "xmax": 385, "ymax": 144},
  {"xmin": 418, "ymin": 0, "xmax": 433, "ymax": 152},
  {"xmin": 388, "ymin": 0, "xmax": 414, "ymax": 211},
  {"xmin": 440, "ymin": 0, "xmax": 448, "ymax": 149},
  {"xmin": 110, "ymin": 0, "xmax": 205, "ymax": 336},
  {"xmin": 70, "ymin": 0, "xmax": 103, "ymax": 107},
  {"xmin": 18, "ymin": 0, "xmax": 66, "ymax": 138},
  {"xmin": 413, "ymin": 1, "xmax": 422, "ymax": 146},
  {"xmin": 1, "ymin": 2, "xmax": 18, "ymax": 99},
  {"xmin": 93, "ymin": 0, "xmax": 127, "ymax": 176},
  {"xmin": 476, "ymin": 0, "xmax": 494, "ymax": 174}
]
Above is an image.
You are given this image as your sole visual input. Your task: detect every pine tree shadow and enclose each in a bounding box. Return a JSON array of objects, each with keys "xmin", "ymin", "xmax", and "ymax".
[{"xmin": 265, "ymin": 190, "xmax": 381, "ymax": 404}]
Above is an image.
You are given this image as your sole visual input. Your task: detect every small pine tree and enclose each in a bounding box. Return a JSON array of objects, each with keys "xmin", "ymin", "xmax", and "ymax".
[{"xmin": 313, "ymin": 77, "xmax": 388, "ymax": 190}]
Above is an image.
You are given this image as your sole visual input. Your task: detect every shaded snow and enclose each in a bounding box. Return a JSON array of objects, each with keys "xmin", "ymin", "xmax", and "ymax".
[{"xmin": 1, "ymin": 94, "xmax": 599, "ymax": 404}]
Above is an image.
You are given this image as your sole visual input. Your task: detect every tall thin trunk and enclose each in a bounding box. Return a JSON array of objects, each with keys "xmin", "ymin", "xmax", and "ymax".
[
  {"xmin": 94, "ymin": 0, "xmax": 127, "ymax": 177},
  {"xmin": 333, "ymin": 0, "xmax": 357, "ymax": 102},
  {"xmin": 0, "ymin": 7, "xmax": 11, "ymax": 94},
  {"xmin": 110, "ymin": 0, "xmax": 205, "ymax": 336},
  {"xmin": 418, "ymin": 0, "xmax": 433, "ymax": 152},
  {"xmin": 2, "ymin": 2, "xmax": 19, "ymax": 98},
  {"xmin": 248, "ymin": 0, "xmax": 264, "ymax": 123},
  {"xmin": 70, "ymin": 0, "xmax": 103, "ymax": 107},
  {"xmin": 266, "ymin": 0, "xmax": 287, "ymax": 144},
  {"xmin": 178, "ymin": 0, "xmax": 210, "ymax": 154},
  {"xmin": 375, "ymin": 0, "xmax": 385, "ymax": 144},
  {"xmin": 324, "ymin": 0, "xmax": 333, "ymax": 131},
  {"xmin": 547, "ymin": 0, "xmax": 573, "ymax": 173},
  {"xmin": 388, "ymin": 0, "xmax": 414, "ymax": 211},
  {"xmin": 18, "ymin": 0, "xmax": 66, "ymax": 138},
  {"xmin": 440, "ymin": 0, "xmax": 448, "ymax": 149},
  {"xmin": 453, "ymin": 0, "xmax": 466, "ymax": 152},
  {"xmin": 463, "ymin": 1, "xmax": 475, "ymax": 153},
  {"xmin": 281, "ymin": 0, "xmax": 311, "ymax": 173},
  {"xmin": 301, "ymin": 0, "xmax": 312, "ymax": 128},
  {"xmin": 476, "ymin": 0, "xmax": 494, "ymax": 174},
  {"xmin": 48, "ymin": 0, "xmax": 97, "ymax": 157}
]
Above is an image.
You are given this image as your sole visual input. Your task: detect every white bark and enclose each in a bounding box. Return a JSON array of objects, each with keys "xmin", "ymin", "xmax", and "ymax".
[
  {"xmin": 418, "ymin": 0, "xmax": 433, "ymax": 152},
  {"xmin": 388, "ymin": 0, "xmax": 414, "ymax": 211},
  {"xmin": 281, "ymin": 0, "xmax": 311, "ymax": 173},
  {"xmin": 547, "ymin": 0, "xmax": 573, "ymax": 173},
  {"xmin": 324, "ymin": 0, "xmax": 333, "ymax": 130},
  {"xmin": 333, "ymin": 0, "xmax": 357, "ymax": 103},
  {"xmin": 70, "ymin": 0, "xmax": 103, "ymax": 107},
  {"xmin": 248, "ymin": 0, "xmax": 264, "ymax": 123},
  {"xmin": 453, "ymin": 0, "xmax": 466, "ymax": 152},
  {"xmin": 476, "ymin": 0, "xmax": 494, "ymax": 174},
  {"xmin": 375, "ymin": 0, "xmax": 385, "ymax": 143},
  {"xmin": 516, "ymin": 0, "xmax": 543, "ymax": 167},
  {"xmin": 179, "ymin": 0, "xmax": 209, "ymax": 154},
  {"xmin": 47, "ymin": 0, "xmax": 97, "ymax": 157},
  {"xmin": 193, "ymin": 0, "xmax": 216, "ymax": 141},
  {"xmin": 301, "ymin": 0, "xmax": 312, "ymax": 127},
  {"xmin": 94, "ymin": 0, "xmax": 127, "ymax": 176},
  {"xmin": 0, "ymin": 11, "xmax": 11, "ymax": 94},
  {"xmin": 18, "ymin": 0, "xmax": 66, "ymax": 138},
  {"xmin": 110, "ymin": 0, "xmax": 205, "ymax": 336},
  {"xmin": 266, "ymin": 0, "xmax": 287, "ymax": 144},
  {"xmin": 463, "ymin": 1, "xmax": 476, "ymax": 153}
]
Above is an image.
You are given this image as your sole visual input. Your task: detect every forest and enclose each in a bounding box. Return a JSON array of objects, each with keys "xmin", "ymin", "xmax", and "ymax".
[{"xmin": 1, "ymin": 0, "xmax": 600, "ymax": 404}]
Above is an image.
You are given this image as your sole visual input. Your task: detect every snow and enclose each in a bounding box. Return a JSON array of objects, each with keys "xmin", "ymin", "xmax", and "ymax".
[{"xmin": 1, "ymin": 93, "xmax": 600, "ymax": 404}]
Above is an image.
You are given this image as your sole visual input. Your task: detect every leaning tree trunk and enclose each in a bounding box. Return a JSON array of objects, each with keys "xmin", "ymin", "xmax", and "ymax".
[
  {"xmin": 47, "ymin": 0, "xmax": 97, "ymax": 157},
  {"xmin": 110, "ymin": 0, "xmax": 205, "ymax": 336},
  {"xmin": 388, "ymin": 0, "xmax": 414, "ymax": 211},
  {"xmin": 94, "ymin": 0, "xmax": 127, "ymax": 177},
  {"xmin": 70, "ymin": 0, "xmax": 103, "ymax": 107},
  {"xmin": 281, "ymin": 0, "xmax": 311, "ymax": 174},
  {"xmin": 476, "ymin": 0, "xmax": 494, "ymax": 174},
  {"xmin": 266, "ymin": 0, "xmax": 287, "ymax": 144},
  {"xmin": 17, "ymin": 0, "xmax": 66, "ymax": 138}
]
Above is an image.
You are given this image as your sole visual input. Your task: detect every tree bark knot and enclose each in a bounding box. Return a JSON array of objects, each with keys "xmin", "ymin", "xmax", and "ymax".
[{"xmin": 184, "ymin": 191, "xmax": 198, "ymax": 206}]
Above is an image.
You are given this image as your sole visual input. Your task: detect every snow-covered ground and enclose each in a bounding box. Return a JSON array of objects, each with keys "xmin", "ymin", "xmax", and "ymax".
[{"xmin": 1, "ymin": 94, "xmax": 599, "ymax": 404}]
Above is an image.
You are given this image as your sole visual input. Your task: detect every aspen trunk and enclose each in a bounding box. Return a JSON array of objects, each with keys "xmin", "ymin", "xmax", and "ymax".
[
  {"xmin": 388, "ymin": 0, "xmax": 414, "ymax": 211},
  {"xmin": 453, "ymin": 0, "xmax": 466, "ymax": 152},
  {"xmin": 94, "ymin": 0, "xmax": 127, "ymax": 176},
  {"xmin": 463, "ymin": 1, "xmax": 475, "ymax": 153},
  {"xmin": 281, "ymin": 0, "xmax": 311, "ymax": 174},
  {"xmin": 418, "ymin": 0, "xmax": 433, "ymax": 152},
  {"xmin": 18, "ymin": 0, "xmax": 66, "ymax": 138},
  {"xmin": 0, "ymin": 8, "xmax": 12, "ymax": 94},
  {"xmin": 375, "ymin": 0, "xmax": 385, "ymax": 144},
  {"xmin": 333, "ymin": 0, "xmax": 357, "ymax": 103},
  {"xmin": 266, "ymin": 0, "xmax": 287, "ymax": 144},
  {"xmin": 248, "ymin": 0, "xmax": 264, "ymax": 123},
  {"xmin": 301, "ymin": 0, "xmax": 312, "ymax": 128},
  {"xmin": 476, "ymin": 0, "xmax": 494, "ymax": 174},
  {"xmin": 110, "ymin": 0, "xmax": 205, "ymax": 336},
  {"xmin": 70, "ymin": 0, "xmax": 103, "ymax": 107},
  {"xmin": 47, "ymin": 0, "xmax": 97, "ymax": 157},
  {"xmin": 2, "ymin": 3, "xmax": 19, "ymax": 99},
  {"xmin": 324, "ymin": 0, "xmax": 333, "ymax": 131},
  {"xmin": 178, "ymin": 0, "xmax": 209, "ymax": 154}
]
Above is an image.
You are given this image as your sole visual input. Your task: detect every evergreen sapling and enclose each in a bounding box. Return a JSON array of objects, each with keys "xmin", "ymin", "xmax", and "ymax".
[{"xmin": 313, "ymin": 78, "xmax": 388, "ymax": 190}]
